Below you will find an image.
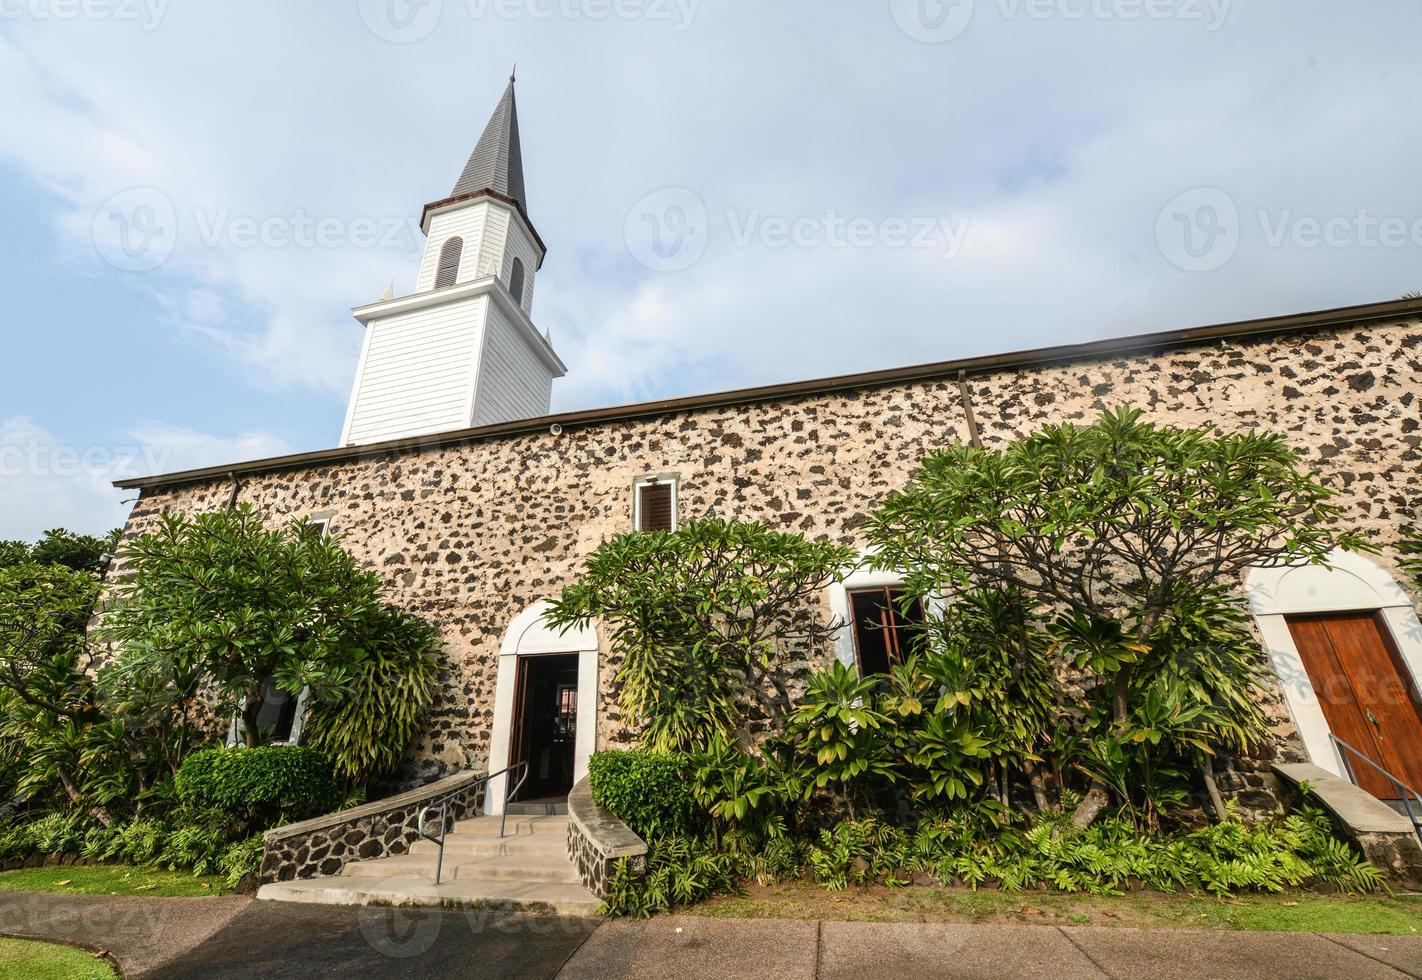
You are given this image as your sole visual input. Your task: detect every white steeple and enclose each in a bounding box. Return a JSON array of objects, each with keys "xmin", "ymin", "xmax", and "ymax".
[{"xmin": 340, "ymin": 75, "xmax": 565, "ymax": 447}]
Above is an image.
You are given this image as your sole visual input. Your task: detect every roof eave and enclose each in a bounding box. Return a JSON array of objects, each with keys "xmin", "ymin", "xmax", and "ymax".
[{"xmin": 112, "ymin": 296, "xmax": 1422, "ymax": 493}]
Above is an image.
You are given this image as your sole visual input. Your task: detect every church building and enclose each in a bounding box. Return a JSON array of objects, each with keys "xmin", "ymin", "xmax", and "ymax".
[{"xmin": 113, "ymin": 80, "xmax": 1422, "ymax": 846}]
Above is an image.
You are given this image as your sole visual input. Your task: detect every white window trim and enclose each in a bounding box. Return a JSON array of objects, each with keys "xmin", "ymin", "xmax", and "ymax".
[
  {"xmin": 224, "ymin": 514, "xmax": 332, "ymax": 747},
  {"xmin": 1246, "ymin": 548, "xmax": 1422, "ymax": 781},
  {"xmin": 633, "ymin": 474, "xmax": 680, "ymax": 532},
  {"xmin": 226, "ymin": 686, "xmax": 310, "ymax": 748},
  {"xmin": 827, "ymin": 547, "xmax": 945, "ymax": 674}
]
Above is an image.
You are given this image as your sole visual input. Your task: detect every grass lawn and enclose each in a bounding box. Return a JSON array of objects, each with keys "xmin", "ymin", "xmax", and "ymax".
[
  {"xmin": 689, "ymin": 881, "xmax": 1422, "ymax": 935},
  {"xmin": 0, "ymin": 937, "xmax": 117, "ymax": 979},
  {"xmin": 0, "ymin": 865, "xmax": 228, "ymax": 897}
]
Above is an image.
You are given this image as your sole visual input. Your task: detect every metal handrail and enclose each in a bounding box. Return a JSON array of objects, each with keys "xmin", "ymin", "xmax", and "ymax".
[
  {"xmin": 416, "ymin": 760, "xmax": 530, "ymax": 885},
  {"xmin": 1328, "ymin": 733, "xmax": 1422, "ymax": 840}
]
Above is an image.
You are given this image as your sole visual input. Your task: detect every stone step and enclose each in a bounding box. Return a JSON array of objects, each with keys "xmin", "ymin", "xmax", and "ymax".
[
  {"xmin": 257, "ymin": 876, "xmax": 601, "ymax": 917},
  {"xmin": 341, "ymin": 851, "xmax": 580, "ymax": 885}
]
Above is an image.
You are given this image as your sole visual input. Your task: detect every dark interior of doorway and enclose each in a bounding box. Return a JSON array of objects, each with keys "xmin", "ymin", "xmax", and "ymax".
[{"xmin": 509, "ymin": 653, "xmax": 579, "ymax": 803}]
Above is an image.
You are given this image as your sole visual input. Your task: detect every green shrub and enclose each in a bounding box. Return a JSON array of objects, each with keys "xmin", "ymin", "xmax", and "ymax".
[
  {"xmin": 218, "ymin": 835, "xmax": 265, "ymax": 889},
  {"xmin": 175, "ymin": 746, "xmax": 339, "ymax": 831},
  {"xmin": 602, "ymin": 834, "xmax": 746, "ymax": 917},
  {"xmin": 588, "ymin": 750, "xmax": 699, "ymax": 839}
]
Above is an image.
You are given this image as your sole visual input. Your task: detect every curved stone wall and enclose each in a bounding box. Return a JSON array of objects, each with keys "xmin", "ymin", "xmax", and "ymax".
[
  {"xmin": 566, "ymin": 776, "xmax": 646, "ymax": 899},
  {"xmin": 259, "ymin": 770, "xmax": 486, "ymax": 884}
]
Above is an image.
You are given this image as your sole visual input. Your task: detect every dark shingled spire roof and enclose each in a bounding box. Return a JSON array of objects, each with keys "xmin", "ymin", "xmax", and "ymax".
[{"xmin": 451, "ymin": 76, "xmax": 526, "ymax": 211}]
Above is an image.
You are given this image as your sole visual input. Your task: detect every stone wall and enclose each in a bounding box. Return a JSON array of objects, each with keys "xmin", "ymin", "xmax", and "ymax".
[
  {"xmin": 566, "ymin": 777, "xmax": 646, "ymax": 900},
  {"xmin": 259, "ymin": 771, "xmax": 485, "ymax": 884},
  {"xmin": 115, "ymin": 317, "xmax": 1422, "ymax": 784}
]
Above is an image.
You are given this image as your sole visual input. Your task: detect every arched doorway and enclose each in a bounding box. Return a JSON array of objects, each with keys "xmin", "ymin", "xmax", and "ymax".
[
  {"xmin": 486, "ymin": 601, "xmax": 598, "ymax": 815},
  {"xmin": 1247, "ymin": 549, "xmax": 1422, "ymax": 798}
]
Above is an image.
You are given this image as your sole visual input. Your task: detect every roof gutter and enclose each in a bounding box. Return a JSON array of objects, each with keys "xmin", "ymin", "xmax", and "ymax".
[{"xmin": 113, "ymin": 296, "xmax": 1422, "ymax": 493}]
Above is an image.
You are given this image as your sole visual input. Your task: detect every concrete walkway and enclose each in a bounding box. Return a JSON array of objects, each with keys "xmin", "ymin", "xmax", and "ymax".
[
  {"xmin": 0, "ymin": 891, "xmax": 251, "ymax": 976},
  {"xmin": 3, "ymin": 892, "xmax": 1422, "ymax": 978},
  {"xmin": 566, "ymin": 916, "xmax": 1422, "ymax": 979}
]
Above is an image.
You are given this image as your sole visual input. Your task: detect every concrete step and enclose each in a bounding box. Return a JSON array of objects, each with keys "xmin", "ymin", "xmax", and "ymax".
[
  {"xmin": 504, "ymin": 801, "xmax": 569, "ymax": 815},
  {"xmin": 450, "ymin": 814, "xmax": 569, "ymax": 838},
  {"xmin": 257, "ymin": 876, "xmax": 601, "ymax": 917},
  {"xmin": 341, "ymin": 851, "xmax": 580, "ymax": 885},
  {"xmin": 409, "ymin": 834, "xmax": 569, "ymax": 858}
]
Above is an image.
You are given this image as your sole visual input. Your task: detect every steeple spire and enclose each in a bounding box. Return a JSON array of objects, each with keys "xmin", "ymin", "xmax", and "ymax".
[{"xmin": 451, "ymin": 76, "xmax": 526, "ymax": 211}]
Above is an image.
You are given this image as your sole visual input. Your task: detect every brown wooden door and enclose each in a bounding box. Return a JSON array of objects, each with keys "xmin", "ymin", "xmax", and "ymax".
[{"xmin": 1287, "ymin": 613, "xmax": 1422, "ymax": 798}]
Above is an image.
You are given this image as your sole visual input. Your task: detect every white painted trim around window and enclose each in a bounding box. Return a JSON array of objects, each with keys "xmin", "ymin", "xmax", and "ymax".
[
  {"xmin": 486, "ymin": 600, "xmax": 599, "ymax": 815},
  {"xmin": 827, "ymin": 548, "xmax": 944, "ymax": 673},
  {"xmin": 1246, "ymin": 548, "xmax": 1422, "ymax": 780},
  {"xmin": 226, "ymin": 685, "xmax": 310, "ymax": 748}
]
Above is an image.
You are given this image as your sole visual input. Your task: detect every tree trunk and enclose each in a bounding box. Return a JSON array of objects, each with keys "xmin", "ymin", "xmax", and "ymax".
[
  {"xmin": 1201, "ymin": 755, "xmax": 1228, "ymax": 823},
  {"xmin": 1025, "ymin": 761, "xmax": 1052, "ymax": 812},
  {"xmin": 1069, "ymin": 780, "xmax": 1111, "ymax": 830},
  {"xmin": 242, "ymin": 692, "xmax": 264, "ymax": 747},
  {"xmin": 56, "ymin": 766, "xmax": 113, "ymax": 829}
]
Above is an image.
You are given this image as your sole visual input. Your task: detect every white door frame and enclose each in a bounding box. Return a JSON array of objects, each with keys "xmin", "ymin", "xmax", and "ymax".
[
  {"xmin": 485, "ymin": 600, "xmax": 599, "ymax": 815},
  {"xmin": 1246, "ymin": 548, "xmax": 1422, "ymax": 780}
]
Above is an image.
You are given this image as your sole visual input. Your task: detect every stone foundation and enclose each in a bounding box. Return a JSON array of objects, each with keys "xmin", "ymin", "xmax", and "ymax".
[{"xmin": 259, "ymin": 771, "xmax": 486, "ymax": 885}]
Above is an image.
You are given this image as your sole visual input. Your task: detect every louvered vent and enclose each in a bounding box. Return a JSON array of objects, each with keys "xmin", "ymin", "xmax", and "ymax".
[
  {"xmin": 435, "ymin": 237, "xmax": 463, "ymax": 289},
  {"xmin": 637, "ymin": 480, "xmax": 675, "ymax": 532}
]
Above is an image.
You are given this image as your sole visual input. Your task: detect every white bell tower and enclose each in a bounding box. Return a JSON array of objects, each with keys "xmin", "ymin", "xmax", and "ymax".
[{"xmin": 340, "ymin": 75, "xmax": 565, "ymax": 446}]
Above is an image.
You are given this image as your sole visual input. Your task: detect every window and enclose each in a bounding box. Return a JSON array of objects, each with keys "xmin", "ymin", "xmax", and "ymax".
[
  {"xmin": 508, "ymin": 257, "xmax": 526, "ymax": 306},
  {"xmin": 301, "ymin": 517, "xmax": 330, "ymax": 542},
  {"xmin": 634, "ymin": 477, "xmax": 677, "ymax": 532},
  {"xmin": 227, "ymin": 679, "xmax": 309, "ymax": 746},
  {"xmin": 435, "ymin": 237, "xmax": 463, "ymax": 289},
  {"xmin": 847, "ymin": 586, "xmax": 924, "ymax": 677}
]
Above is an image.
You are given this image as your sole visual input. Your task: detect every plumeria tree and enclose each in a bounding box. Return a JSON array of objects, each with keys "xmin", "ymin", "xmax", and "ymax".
[
  {"xmin": 547, "ymin": 518, "xmax": 857, "ymax": 752},
  {"xmin": 870, "ymin": 407, "xmax": 1361, "ymax": 825}
]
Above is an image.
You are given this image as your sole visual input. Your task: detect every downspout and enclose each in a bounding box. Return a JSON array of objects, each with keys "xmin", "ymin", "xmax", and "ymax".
[
  {"xmin": 225, "ymin": 472, "xmax": 242, "ymax": 510},
  {"xmin": 956, "ymin": 370, "xmax": 983, "ymax": 448}
]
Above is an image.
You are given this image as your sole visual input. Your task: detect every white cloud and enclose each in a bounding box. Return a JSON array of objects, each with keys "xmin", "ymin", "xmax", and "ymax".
[
  {"xmin": 1, "ymin": 2, "xmax": 1421, "ymax": 438},
  {"xmin": 0, "ymin": 417, "xmax": 291, "ymax": 540}
]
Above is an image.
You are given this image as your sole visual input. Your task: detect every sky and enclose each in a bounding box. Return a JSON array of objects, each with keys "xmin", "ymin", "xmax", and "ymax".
[{"xmin": 1, "ymin": 1, "xmax": 1419, "ymax": 539}]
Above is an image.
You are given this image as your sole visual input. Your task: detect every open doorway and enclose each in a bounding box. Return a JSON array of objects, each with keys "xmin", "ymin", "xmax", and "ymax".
[{"xmin": 508, "ymin": 653, "xmax": 580, "ymax": 803}]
